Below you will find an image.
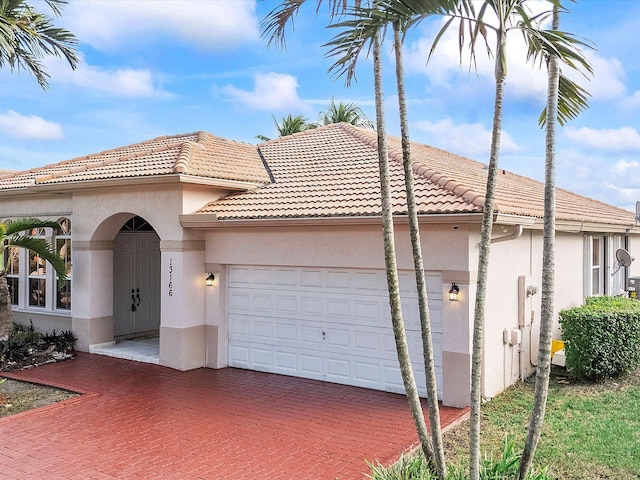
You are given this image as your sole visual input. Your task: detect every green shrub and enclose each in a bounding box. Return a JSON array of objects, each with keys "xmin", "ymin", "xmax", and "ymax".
[{"xmin": 560, "ymin": 296, "xmax": 640, "ymax": 380}]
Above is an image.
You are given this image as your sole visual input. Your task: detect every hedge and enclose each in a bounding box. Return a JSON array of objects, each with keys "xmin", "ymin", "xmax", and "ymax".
[{"xmin": 559, "ymin": 296, "xmax": 640, "ymax": 380}]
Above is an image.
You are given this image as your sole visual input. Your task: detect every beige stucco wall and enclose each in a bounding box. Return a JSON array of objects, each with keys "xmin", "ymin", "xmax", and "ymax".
[
  {"xmin": 480, "ymin": 228, "xmax": 590, "ymax": 400},
  {"xmin": 2, "ymin": 183, "xmax": 223, "ymax": 369}
]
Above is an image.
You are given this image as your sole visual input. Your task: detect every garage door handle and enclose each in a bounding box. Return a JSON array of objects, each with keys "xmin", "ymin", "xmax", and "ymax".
[{"xmin": 322, "ymin": 330, "xmax": 326, "ymax": 340}]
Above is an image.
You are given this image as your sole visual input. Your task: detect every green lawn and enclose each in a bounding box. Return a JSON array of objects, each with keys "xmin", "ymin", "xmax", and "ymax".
[{"xmin": 441, "ymin": 367, "xmax": 640, "ymax": 479}]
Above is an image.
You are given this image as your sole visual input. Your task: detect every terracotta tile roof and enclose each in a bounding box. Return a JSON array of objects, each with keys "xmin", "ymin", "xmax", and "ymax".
[
  {"xmin": 0, "ymin": 132, "xmax": 269, "ymax": 189},
  {"xmin": 200, "ymin": 123, "xmax": 635, "ymax": 227},
  {"xmin": 1, "ymin": 124, "xmax": 633, "ymax": 228}
]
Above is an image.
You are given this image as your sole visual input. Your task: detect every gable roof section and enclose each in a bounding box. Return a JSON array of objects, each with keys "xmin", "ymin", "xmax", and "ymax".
[
  {"xmin": 199, "ymin": 123, "xmax": 481, "ymax": 220},
  {"xmin": 0, "ymin": 131, "xmax": 269, "ymax": 191},
  {"xmin": 198, "ymin": 123, "xmax": 635, "ymax": 228}
]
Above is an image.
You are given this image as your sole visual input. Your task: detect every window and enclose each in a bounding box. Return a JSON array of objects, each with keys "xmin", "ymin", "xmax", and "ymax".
[
  {"xmin": 56, "ymin": 218, "xmax": 72, "ymax": 310},
  {"xmin": 585, "ymin": 234, "xmax": 626, "ymax": 297},
  {"xmin": 590, "ymin": 236, "xmax": 604, "ymax": 296},
  {"xmin": 28, "ymin": 226, "xmax": 47, "ymax": 307},
  {"xmin": 4, "ymin": 246, "xmax": 19, "ymax": 306},
  {"xmin": 2, "ymin": 217, "xmax": 72, "ymax": 313}
]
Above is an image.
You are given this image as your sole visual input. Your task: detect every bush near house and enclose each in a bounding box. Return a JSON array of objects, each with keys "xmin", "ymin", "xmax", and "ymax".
[
  {"xmin": 560, "ymin": 296, "xmax": 640, "ymax": 380},
  {"xmin": 0, "ymin": 322, "xmax": 76, "ymax": 371}
]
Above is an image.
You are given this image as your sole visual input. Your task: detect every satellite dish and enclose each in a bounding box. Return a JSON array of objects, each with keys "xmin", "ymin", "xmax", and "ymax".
[
  {"xmin": 612, "ymin": 248, "xmax": 635, "ymax": 276},
  {"xmin": 616, "ymin": 248, "xmax": 634, "ymax": 267}
]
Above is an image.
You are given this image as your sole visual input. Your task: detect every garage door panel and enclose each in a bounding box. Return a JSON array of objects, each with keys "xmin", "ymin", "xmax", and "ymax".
[
  {"xmin": 228, "ymin": 266, "xmax": 443, "ymax": 399},
  {"xmin": 300, "ymin": 354, "xmax": 323, "ymax": 377},
  {"xmin": 274, "ymin": 351, "xmax": 297, "ymax": 371}
]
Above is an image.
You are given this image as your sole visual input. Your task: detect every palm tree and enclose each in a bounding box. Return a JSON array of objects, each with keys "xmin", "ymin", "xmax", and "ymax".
[
  {"xmin": 0, "ymin": 0, "xmax": 78, "ymax": 89},
  {"xmin": 0, "ymin": 218, "xmax": 68, "ymax": 340},
  {"xmin": 256, "ymin": 114, "xmax": 316, "ymax": 142},
  {"xmin": 425, "ymin": 2, "xmax": 591, "ymax": 477},
  {"xmin": 518, "ymin": 5, "xmax": 560, "ymax": 478},
  {"xmin": 318, "ymin": 97, "xmax": 375, "ymax": 128},
  {"xmin": 371, "ymin": 31, "xmax": 437, "ymax": 470}
]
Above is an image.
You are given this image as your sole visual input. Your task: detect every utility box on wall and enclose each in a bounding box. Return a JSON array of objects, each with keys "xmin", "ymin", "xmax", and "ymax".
[{"xmin": 627, "ymin": 276, "xmax": 640, "ymax": 293}]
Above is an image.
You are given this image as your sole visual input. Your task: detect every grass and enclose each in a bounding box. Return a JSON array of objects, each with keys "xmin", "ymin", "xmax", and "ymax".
[
  {"xmin": 442, "ymin": 366, "xmax": 640, "ymax": 479},
  {"xmin": 370, "ymin": 366, "xmax": 640, "ymax": 479},
  {"xmin": 0, "ymin": 378, "xmax": 77, "ymax": 418}
]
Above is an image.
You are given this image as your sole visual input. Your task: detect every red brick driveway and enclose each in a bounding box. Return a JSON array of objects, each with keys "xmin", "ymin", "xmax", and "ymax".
[{"xmin": 1, "ymin": 353, "xmax": 467, "ymax": 479}]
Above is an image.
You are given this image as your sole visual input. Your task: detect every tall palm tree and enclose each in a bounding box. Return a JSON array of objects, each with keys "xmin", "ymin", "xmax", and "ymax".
[
  {"xmin": 317, "ymin": 97, "xmax": 375, "ymax": 128},
  {"xmin": 392, "ymin": 19, "xmax": 447, "ymax": 478},
  {"xmin": 0, "ymin": 218, "xmax": 67, "ymax": 340},
  {"xmin": 256, "ymin": 114, "xmax": 316, "ymax": 142},
  {"xmin": 371, "ymin": 31, "xmax": 437, "ymax": 470},
  {"xmin": 0, "ymin": 0, "xmax": 78, "ymax": 89},
  {"xmin": 518, "ymin": 5, "xmax": 560, "ymax": 478}
]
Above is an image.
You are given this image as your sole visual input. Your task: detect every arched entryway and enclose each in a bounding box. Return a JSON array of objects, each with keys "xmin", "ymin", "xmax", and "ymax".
[{"xmin": 113, "ymin": 216, "xmax": 161, "ymax": 339}]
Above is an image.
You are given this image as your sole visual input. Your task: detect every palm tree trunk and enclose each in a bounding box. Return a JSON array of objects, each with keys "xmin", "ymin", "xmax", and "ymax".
[
  {"xmin": 393, "ymin": 21, "xmax": 446, "ymax": 479},
  {"xmin": 470, "ymin": 28, "xmax": 507, "ymax": 480},
  {"xmin": 372, "ymin": 32, "xmax": 435, "ymax": 466},
  {"xmin": 518, "ymin": 7, "xmax": 560, "ymax": 479},
  {"xmin": 0, "ymin": 273, "xmax": 13, "ymax": 340}
]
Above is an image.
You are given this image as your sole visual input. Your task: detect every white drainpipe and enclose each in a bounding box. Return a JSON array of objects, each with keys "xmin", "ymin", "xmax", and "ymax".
[{"xmin": 491, "ymin": 224, "xmax": 524, "ymax": 244}]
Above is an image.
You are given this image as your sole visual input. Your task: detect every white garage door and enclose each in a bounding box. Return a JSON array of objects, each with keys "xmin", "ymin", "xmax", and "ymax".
[{"xmin": 228, "ymin": 266, "xmax": 443, "ymax": 399}]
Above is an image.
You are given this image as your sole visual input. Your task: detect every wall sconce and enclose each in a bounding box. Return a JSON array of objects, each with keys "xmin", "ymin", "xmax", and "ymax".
[
  {"xmin": 205, "ymin": 273, "xmax": 215, "ymax": 287},
  {"xmin": 448, "ymin": 282, "xmax": 460, "ymax": 301}
]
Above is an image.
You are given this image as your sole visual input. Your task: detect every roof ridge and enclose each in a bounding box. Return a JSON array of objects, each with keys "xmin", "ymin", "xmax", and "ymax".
[
  {"xmin": 339, "ymin": 123, "xmax": 489, "ymax": 210},
  {"xmin": 174, "ymin": 142, "xmax": 193, "ymax": 174}
]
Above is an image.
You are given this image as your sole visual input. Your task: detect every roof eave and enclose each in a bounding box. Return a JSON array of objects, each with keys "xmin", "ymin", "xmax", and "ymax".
[
  {"xmin": 179, "ymin": 212, "xmax": 490, "ymax": 229},
  {"xmin": 0, "ymin": 174, "xmax": 265, "ymax": 195}
]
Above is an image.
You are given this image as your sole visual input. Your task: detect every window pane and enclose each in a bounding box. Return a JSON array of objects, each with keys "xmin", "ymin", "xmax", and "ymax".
[
  {"xmin": 8, "ymin": 277, "xmax": 18, "ymax": 306},
  {"xmin": 56, "ymin": 280, "xmax": 71, "ymax": 310},
  {"xmin": 29, "ymin": 278, "xmax": 46, "ymax": 307},
  {"xmin": 29, "ymin": 251, "xmax": 46, "ymax": 276},
  {"xmin": 592, "ymin": 268, "xmax": 601, "ymax": 296},
  {"xmin": 6, "ymin": 247, "xmax": 19, "ymax": 275},
  {"xmin": 592, "ymin": 238, "xmax": 601, "ymax": 266}
]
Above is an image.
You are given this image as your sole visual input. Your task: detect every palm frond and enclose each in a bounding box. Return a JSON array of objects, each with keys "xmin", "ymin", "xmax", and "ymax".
[
  {"xmin": 4, "ymin": 218, "xmax": 61, "ymax": 235},
  {"xmin": 0, "ymin": 0, "xmax": 78, "ymax": 89},
  {"xmin": 539, "ymin": 73, "xmax": 590, "ymax": 127},
  {"xmin": 7, "ymin": 235, "xmax": 67, "ymax": 285}
]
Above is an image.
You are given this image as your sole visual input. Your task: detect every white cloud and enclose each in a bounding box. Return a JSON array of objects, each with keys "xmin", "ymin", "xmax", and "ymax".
[
  {"xmin": 555, "ymin": 147, "xmax": 640, "ymax": 211},
  {"xmin": 414, "ymin": 117, "xmax": 519, "ymax": 158},
  {"xmin": 565, "ymin": 126, "xmax": 640, "ymax": 152},
  {"xmin": 403, "ymin": 2, "xmax": 626, "ymax": 106},
  {"xmin": 63, "ymin": 0, "xmax": 259, "ymax": 51},
  {"xmin": 46, "ymin": 56, "xmax": 166, "ymax": 98},
  {"xmin": 222, "ymin": 73, "xmax": 309, "ymax": 112},
  {"xmin": 0, "ymin": 110, "xmax": 64, "ymax": 140}
]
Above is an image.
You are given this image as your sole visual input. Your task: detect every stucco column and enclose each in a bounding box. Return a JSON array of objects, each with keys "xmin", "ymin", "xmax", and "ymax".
[
  {"xmin": 204, "ymin": 263, "xmax": 226, "ymax": 368},
  {"xmin": 71, "ymin": 241, "xmax": 114, "ymax": 351},
  {"xmin": 159, "ymin": 240, "xmax": 206, "ymax": 370},
  {"xmin": 441, "ymin": 272, "xmax": 474, "ymax": 407}
]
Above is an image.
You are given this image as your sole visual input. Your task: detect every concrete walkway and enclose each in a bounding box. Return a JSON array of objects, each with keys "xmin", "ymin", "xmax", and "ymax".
[{"xmin": 1, "ymin": 353, "xmax": 468, "ymax": 479}]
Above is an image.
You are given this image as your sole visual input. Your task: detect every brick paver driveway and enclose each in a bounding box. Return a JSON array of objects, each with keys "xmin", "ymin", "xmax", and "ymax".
[{"xmin": 1, "ymin": 353, "xmax": 467, "ymax": 479}]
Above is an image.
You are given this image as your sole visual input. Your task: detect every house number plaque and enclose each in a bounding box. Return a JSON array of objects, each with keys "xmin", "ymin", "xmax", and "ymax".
[{"xmin": 168, "ymin": 258, "xmax": 173, "ymax": 296}]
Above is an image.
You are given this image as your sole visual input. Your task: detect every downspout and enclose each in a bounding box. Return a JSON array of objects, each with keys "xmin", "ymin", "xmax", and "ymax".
[{"xmin": 491, "ymin": 224, "xmax": 524, "ymax": 244}]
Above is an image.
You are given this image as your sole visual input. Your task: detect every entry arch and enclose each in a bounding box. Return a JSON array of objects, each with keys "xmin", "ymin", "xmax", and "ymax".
[{"xmin": 113, "ymin": 216, "xmax": 161, "ymax": 338}]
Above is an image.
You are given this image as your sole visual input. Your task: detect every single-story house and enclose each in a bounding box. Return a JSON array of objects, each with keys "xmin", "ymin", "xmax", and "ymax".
[{"xmin": 2, "ymin": 123, "xmax": 638, "ymax": 407}]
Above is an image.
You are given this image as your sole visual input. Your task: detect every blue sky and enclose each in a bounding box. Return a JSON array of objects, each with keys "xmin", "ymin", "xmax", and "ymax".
[{"xmin": 2, "ymin": 0, "xmax": 640, "ymax": 212}]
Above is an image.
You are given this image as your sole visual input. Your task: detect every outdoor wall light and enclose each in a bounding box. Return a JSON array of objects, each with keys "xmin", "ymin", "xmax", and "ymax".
[
  {"xmin": 448, "ymin": 282, "xmax": 460, "ymax": 301},
  {"xmin": 205, "ymin": 273, "xmax": 215, "ymax": 287}
]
